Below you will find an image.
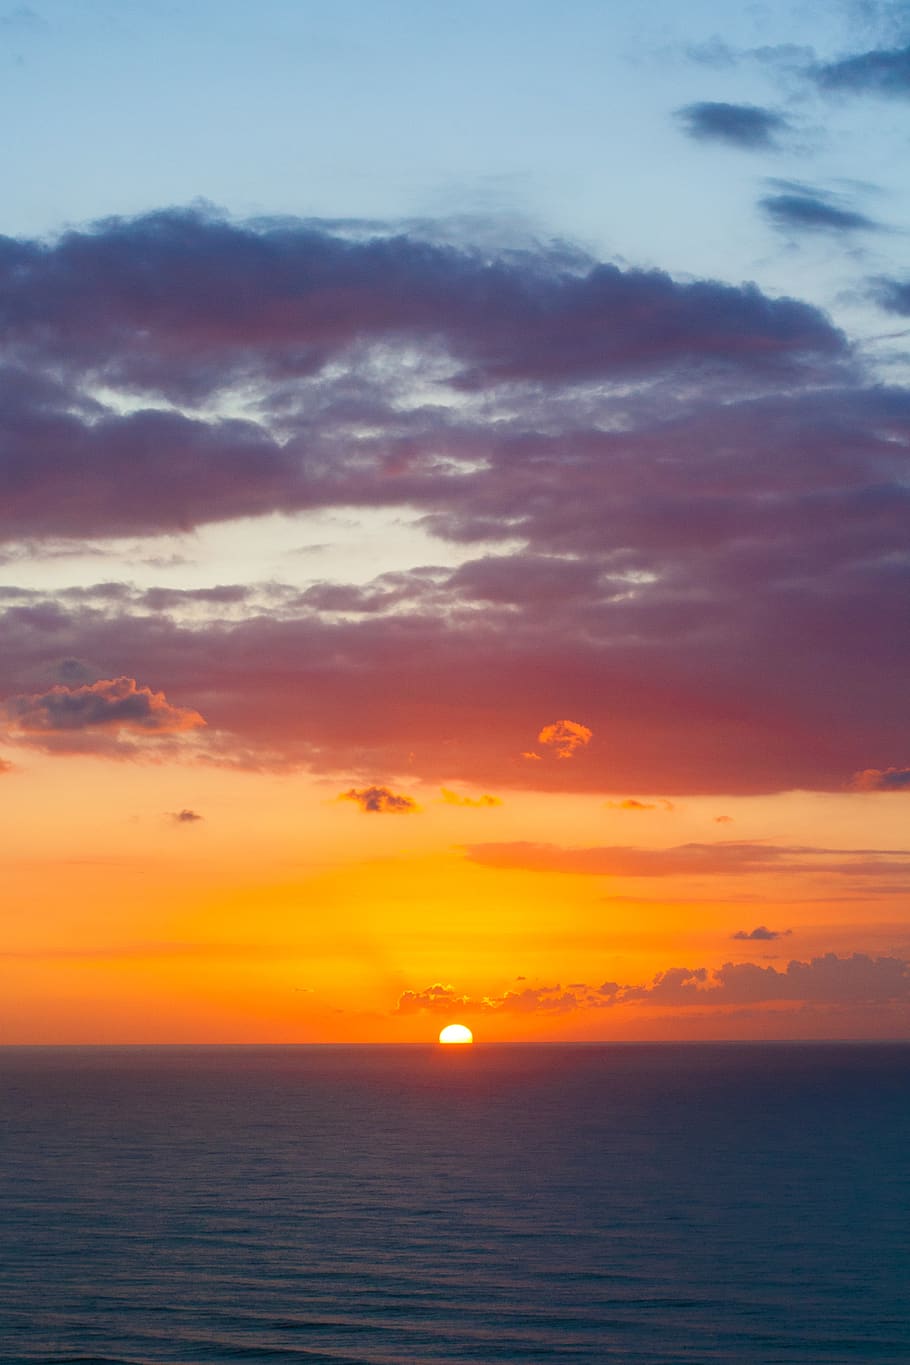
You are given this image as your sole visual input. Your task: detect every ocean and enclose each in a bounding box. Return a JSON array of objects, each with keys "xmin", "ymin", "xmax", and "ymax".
[{"xmin": 1, "ymin": 1043, "xmax": 908, "ymax": 1364}]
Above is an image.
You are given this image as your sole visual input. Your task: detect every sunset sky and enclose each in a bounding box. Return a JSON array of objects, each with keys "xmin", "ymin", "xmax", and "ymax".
[{"xmin": 2, "ymin": 0, "xmax": 909, "ymax": 1042}]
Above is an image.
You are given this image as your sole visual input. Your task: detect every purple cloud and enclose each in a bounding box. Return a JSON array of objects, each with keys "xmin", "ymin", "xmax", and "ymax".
[
  {"xmin": 340, "ymin": 785, "xmax": 418, "ymax": 814},
  {"xmin": 0, "ymin": 211, "xmax": 906, "ymax": 796},
  {"xmin": 5, "ymin": 676, "xmax": 204, "ymax": 749},
  {"xmin": 396, "ymin": 953, "xmax": 910, "ymax": 1016},
  {"xmin": 852, "ymin": 767, "xmax": 910, "ymax": 792},
  {"xmin": 731, "ymin": 926, "xmax": 792, "ymax": 941}
]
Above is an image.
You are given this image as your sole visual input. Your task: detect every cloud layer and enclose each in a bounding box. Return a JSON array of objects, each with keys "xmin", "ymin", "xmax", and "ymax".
[
  {"xmin": 397, "ymin": 953, "xmax": 910, "ymax": 1016},
  {"xmin": 0, "ymin": 210, "xmax": 906, "ymax": 794}
]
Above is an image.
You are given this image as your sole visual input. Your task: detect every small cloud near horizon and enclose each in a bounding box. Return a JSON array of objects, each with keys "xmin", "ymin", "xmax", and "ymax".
[
  {"xmin": 605, "ymin": 798, "xmax": 674, "ymax": 812},
  {"xmin": 440, "ymin": 788, "xmax": 502, "ymax": 807},
  {"xmin": 171, "ymin": 808, "xmax": 203, "ymax": 824},
  {"xmin": 732, "ymin": 925, "xmax": 792, "ymax": 941}
]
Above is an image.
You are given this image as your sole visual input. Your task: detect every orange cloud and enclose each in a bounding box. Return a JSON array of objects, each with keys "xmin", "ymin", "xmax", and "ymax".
[
  {"xmin": 537, "ymin": 719, "xmax": 592, "ymax": 758},
  {"xmin": 605, "ymin": 798, "xmax": 674, "ymax": 811},
  {"xmin": 440, "ymin": 788, "xmax": 502, "ymax": 808},
  {"xmin": 340, "ymin": 785, "xmax": 418, "ymax": 814}
]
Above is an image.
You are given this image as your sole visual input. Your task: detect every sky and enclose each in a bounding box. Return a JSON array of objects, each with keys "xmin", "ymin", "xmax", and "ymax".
[{"xmin": 1, "ymin": 0, "xmax": 909, "ymax": 1043}]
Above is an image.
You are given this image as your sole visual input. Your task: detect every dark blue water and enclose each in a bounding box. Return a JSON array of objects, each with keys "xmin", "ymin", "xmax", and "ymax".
[{"xmin": 1, "ymin": 1044, "xmax": 908, "ymax": 1364}]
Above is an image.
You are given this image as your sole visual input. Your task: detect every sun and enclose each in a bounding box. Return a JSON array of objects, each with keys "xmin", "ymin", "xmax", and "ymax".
[{"xmin": 438, "ymin": 1023, "xmax": 473, "ymax": 1045}]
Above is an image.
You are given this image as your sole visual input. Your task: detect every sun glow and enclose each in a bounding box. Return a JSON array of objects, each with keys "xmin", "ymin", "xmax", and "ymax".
[{"xmin": 438, "ymin": 1023, "xmax": 474, "ymax": 1045}]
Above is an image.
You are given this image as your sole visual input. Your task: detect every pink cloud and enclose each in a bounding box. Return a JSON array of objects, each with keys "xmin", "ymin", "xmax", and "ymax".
[{"xmin": 4, "ymin": 676, "xmax": 204, "ymax": 753}]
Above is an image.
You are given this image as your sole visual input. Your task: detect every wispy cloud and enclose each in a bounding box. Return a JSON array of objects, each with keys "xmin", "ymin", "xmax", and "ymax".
[
  {"xmin": 465, "ymin": 841, "xmax": 910, "ymax": 879},
  {"xmin": 814, "ymin": 44, "xmax": 910, "ymax": 96},
  {"xmin": 760, "ymin": 182, "xmax": 881, "ymax": 234}
]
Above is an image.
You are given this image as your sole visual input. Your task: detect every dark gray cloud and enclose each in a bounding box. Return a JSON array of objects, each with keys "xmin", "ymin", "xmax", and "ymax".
[
  {"xmin": 760, "ymin": 184, "xmax": 880, "ymax": 233},
  {"xmin": 872, "ymin": 276, "xmax": 910, "ymax": 315},
  {"xmin": 676, "ymin": 101, "xmax": 790, "ymax": 149},
  {"xmin": 815, "ymin": 44, "xmax": 910, "ymax": 95},
  {"xmin": 731, "ymin": 925, "xmax": 792, "ymax": 941},
  {"xmin": 171, "ymin": 808, "xmax": 203, "ymax": 823},
  {"xmin": 340, "ymin": 785, "xmax": 418, "ymax": 814}
]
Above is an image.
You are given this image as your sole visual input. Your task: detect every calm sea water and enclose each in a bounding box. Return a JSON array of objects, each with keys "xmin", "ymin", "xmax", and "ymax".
[{"xmin": 1, "ymin": 1043, "xmax": 908, "ymax": 1364}]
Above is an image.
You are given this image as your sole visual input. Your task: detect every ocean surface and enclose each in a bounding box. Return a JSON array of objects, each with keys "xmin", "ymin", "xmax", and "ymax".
[{"xmin": 1, "ymin": 1043, "xmax": 908, "ymax": 1364}]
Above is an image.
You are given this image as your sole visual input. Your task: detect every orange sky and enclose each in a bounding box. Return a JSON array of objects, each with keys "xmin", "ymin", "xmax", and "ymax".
[{"xmin": 3, "ymin": 751, "xmax": 908, "ymax": 1043}]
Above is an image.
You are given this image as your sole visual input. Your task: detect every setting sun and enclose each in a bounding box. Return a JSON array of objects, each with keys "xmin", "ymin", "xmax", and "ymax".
[{"xmin": 438, "ymin": 1024, "xmax": 474, "ymax": 1046}]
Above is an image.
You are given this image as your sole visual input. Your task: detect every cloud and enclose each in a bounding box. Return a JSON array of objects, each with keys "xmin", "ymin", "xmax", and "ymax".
[
  {"xmin": 537, "ymin": 719, "xmax": 592, "ymax": 759},
  {"xmin": 3, "ymin": 210, "xmax": 909, "ymax": 797},
  {"xmin": 0, "ymin": 756, "xmax": 12, "ymax": 773},
  {"xmin": 731, "ymin": 925, "xmax": 792, "ymax": 941},
  {"xmin": 676, "ymin": 101, "xmax": 790, "ymax": 149},
  {"xmin": 814, "ymin": 44, "xmax": 910, "ymax": 96},
  {"xmin": 605, "ymin": 798, "xmax": 674, "ymax": 811},
  {"xmin": 465, "ymin": 840, "xmax": 910, "ymax": 879},
  {"xmin": 440, "ymin": 788, "xmax": 501, "ymax": 807},
  {"xmin": 851, "ymin": 766, "xmax": 910, "ymax": 791},
  {"xmin": 760, "ymin": 184, "xmax": 880, "ymax": 234},
  {"xmin": 395, "ymin": 982, "xmax": 470, "ymax": 1014},
  {"xmin": 340, "ymin": 785, "xmax": 418, "ymax": 814},
  {"xmin": 0, "ymin": 210, "xmax": 848, "ymax": 547},
  {"xmin": 4, "ymin": 676, "xmax": 205, "ymax": 751},
  {"xmin": 873, "ymin": 277, "xmax": 910, "ymax": 315},
  {"xmin": 396, "ymin": 981, "xmax": 587, "ymax": 1016},
  {"xmin": 622, "ymin": 953, "xmax": 910, "ymax": 1007},
  {"xmin": 395, "ymin": 953, "xmax": 910, "ymax": 1016},
  {"xmin": 171, "ymin": 808, "xmax": 203, "ymax": 823},
  {"xmin": 714, "ymin": 815, "xmax": 734, "ymax": 824}
]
